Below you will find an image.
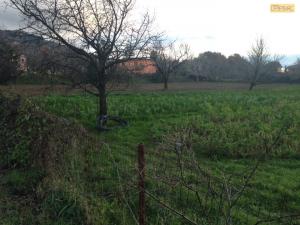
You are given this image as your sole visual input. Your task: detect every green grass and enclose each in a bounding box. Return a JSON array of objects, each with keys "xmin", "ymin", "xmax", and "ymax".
[
  {"xmin": 35, "ymin": 87, "xmax": 300, "ymax": 157},
  {"xmin": 3, "ymin": 86, "xmax": 300, "ymax": 225}
]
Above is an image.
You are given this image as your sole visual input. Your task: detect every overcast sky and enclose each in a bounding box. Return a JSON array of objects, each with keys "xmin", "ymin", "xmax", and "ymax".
[{"xmin": 1, "ymin": 0, "xmax": 300, "ymax": 64}]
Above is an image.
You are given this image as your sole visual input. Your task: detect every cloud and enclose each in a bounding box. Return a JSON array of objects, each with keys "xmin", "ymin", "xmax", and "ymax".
[
  {"xmin": 204, "ymin": 35, "xmax": 215, "ymax": 40},
  {"xmin": 138, "ymin": 0, "xmax": 300, "ymax": 56},
  {"xmin": 2, "ymin": 0, "xmax": 300, "ymax": 57}
]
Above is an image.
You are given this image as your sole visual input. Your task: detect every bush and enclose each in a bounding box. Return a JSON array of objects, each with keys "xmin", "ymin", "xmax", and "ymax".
[
  {"xmin": 0, "ymin": 42, "xmax": 19, "ymax": 84},
  {"xmin": 0, "ymin": 92, "xmax": 101, "ymax": 225}
]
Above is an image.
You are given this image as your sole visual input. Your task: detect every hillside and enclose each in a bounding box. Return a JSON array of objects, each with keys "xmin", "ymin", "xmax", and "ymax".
[{"xmin": 0, "ymin": 30, "xmax": 44, "ymax": 45}]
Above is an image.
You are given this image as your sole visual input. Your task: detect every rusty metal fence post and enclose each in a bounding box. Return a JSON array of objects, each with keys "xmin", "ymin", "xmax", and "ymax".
[{"xmin": 138, "ymin": 143, "xmax": 146, "ymax": 225}]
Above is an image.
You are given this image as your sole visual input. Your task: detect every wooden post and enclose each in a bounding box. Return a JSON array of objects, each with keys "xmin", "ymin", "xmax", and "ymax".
[{"xmin": 138, "ymin": 143, "xmax": 146, "ymax": 225}]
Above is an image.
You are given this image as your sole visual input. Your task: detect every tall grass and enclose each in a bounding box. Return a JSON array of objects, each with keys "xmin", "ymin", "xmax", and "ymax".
[{"xmin": 27, "ymin": 86, "xmax": 300, "ymax": 224}]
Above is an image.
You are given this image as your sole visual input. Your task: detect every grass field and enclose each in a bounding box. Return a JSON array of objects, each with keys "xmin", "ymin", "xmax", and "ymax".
[
  {"xmin": 0, "ymin": 82, "xmax": 297, "ymax": 96},
  {"xmin": 32, "ymin": 85, "xmax": 300, "ymax": 224},
  {"xmin": 1, "ymin": 84, "xmax": 300, "ymax": 225}
]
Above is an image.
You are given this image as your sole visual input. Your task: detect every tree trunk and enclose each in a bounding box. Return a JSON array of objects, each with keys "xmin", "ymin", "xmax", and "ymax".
[
  {"xmin": 163, "ymin": 75, "xmax": 168, "ymax": 90},
  {"xmin": 249, "ymin": 82, "xmax": 255, "ymax": 91},
  {"xmin": 96, "ymin": 84, "xmax": 108, "ymax": 129},
  {"xmin": 98, "ymin": 85, "xmax": 108, "ymax": 117}
]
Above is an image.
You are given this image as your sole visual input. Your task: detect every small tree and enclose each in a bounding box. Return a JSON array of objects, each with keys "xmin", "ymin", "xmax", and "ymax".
[
  {"xmin": 188, "ymin": 57, "xmax": 204, "ymax": 82},
  {"xmin": 9, "ymin": 0, "xmax": 159, "ymax": 129},
  {"xmin": 0, "ymin": 41, "xmax": 19, "ymax": 84},
  {"xmin": 248, "ymin": 37, "xmax": 271, "ymax": 90},
  {"xmin": 152, "ymin": 41, "xmax": 190, "ymax": 90}
]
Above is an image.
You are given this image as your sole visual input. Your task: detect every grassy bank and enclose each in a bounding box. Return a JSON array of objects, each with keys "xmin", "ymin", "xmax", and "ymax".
[{"xmin": 1, "ymin": 86, "xmax": 300, "ymax": 224}]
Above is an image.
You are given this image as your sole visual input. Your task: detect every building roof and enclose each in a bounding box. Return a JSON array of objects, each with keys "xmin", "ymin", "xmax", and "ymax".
[{"xmin": 120, "ymin": 59, "xmax": 157, "ymax": 75}]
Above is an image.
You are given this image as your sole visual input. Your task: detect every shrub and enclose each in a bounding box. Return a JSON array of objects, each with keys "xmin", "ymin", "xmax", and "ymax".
[{"xmin": 0, "ymin": 41, "xmax": 19, "ymax": 84}]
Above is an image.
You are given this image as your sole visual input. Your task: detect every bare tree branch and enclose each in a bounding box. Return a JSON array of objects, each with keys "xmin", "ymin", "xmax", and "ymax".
[{"xmin": 8, "ymin": 0, "xmax": 161, "ymax": 128}]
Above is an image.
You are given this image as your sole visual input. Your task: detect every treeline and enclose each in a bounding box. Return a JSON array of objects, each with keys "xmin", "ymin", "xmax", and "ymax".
[
  {"xmin": 1, "ymin": 30, "xmax": 300, "ymax": 87},
  {"xmin": 148, "ymin": 39, "xmax": 300, "ymax": 88},
  {"xmin": 0, "ymin": 30, "xmax": 86, "ymax": 85},
  {"xmin": 172, "ymin": 52, "xmax": 285, "ymax": 83}
]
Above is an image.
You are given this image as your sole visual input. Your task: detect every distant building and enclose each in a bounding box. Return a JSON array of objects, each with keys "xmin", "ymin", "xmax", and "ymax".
[
  {"xmin": 19, "ymin": 54, "xmax": 28, "ymax": 72},
  {"xmin": 287, "ymin": 64, "xmax": 300, "ymax": 74},
  {"xmin": 120, "ymin": 59, "xmax": 157, "ymax": 75}
]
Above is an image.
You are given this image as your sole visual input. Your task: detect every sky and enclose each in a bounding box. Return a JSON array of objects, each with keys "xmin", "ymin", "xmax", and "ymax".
[
  {"xmin": 136, "ymin": 0, "xmax": 300, "ymax": 65},
  {"xmin": 1, "ymin": 0, "xmax": 300, "ymax": 64}
]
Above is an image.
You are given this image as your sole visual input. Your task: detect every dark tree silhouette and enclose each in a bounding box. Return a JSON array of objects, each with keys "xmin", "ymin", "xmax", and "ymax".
[
  {"xmin": 152, "ymin": 41, "xmax": 190, "ymax": 90},
  {"xmin": 0, "ymin": 41, "xmax": 19, "ymax": 84},
  {"xmin": 9, "ymin": 0, "xmax": 160, "ymax": 128}
]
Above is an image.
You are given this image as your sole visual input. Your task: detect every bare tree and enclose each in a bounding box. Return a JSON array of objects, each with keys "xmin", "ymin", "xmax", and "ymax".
[
  {"xmin": 248, "ymin": 37, "xmax": 271, "ymax": 91},
  {"xmin": 9, "ymin": 0, "xmax": 159, "ymax": 129},
  {"xmin": 189, "ymin": 57, "xmax": 204, "ymax": 82},
  {"xmin": 151, "ymin": 41, "xmax": 190, "ymax": 90}
]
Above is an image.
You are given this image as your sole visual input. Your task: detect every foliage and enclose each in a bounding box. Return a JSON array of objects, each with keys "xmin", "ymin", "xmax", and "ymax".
[
  {"xmin": 0, "ymin": 41, "xmax": 19, "ymax": 84},
  {"xmin": 0, "ymin": 92, "xmax": 101, "ymax": 225},
  {"xmin": 196, "ymin": 51, "xmax": 228, "ymax": 81},
  {"xmin": 226, "ymin": 53, "xmax": 251, "ymax": 81},
  {"xmin": 15, "ymin": 71, "xmax": 72, "ymax": 85}
]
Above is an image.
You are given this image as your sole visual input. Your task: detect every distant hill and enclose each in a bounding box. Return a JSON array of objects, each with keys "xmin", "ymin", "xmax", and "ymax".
[
  {"xmin": 0, "ymin": 30, "xmax": 61, "ymax": 52},
  {"xmin": 0, "ymin": 29, "xmax": 75, "ymax": 75},
  {"xmin": 0, "ymin": 30, "xmax": 44, "ymax": 45}
]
